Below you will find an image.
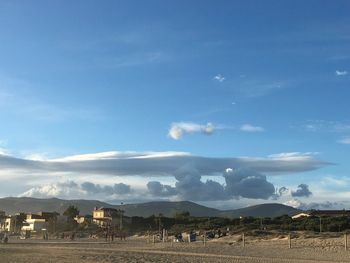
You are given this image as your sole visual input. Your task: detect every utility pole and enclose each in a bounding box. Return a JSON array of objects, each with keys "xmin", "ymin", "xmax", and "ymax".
[
  {"xmin": 120, "ymin": 202, "xmax": 124, "ymax": 231},
  {"xmin": 158, "ymin": 214, "xmax": 162, "ymax": 236},
  {"xmin": 319, "ymin": 216, "xmax": 322, "ymax": 233},
  {"xmin": 119, "ymin": 209, "xmax": 124, "ymax": 230}
]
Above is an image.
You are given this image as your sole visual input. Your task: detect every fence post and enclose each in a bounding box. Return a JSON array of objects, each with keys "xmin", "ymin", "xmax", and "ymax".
[
  {"xmin": 345, "ymin": 233, "xmax": 348, "ymax": 251},
  {"xmin": 242, "ymin": 233, "xmax": 245, "ymax": 247},
  {"xmin": 203, "ymin": 233, "xmax": 206, "ymax": 246},
  {"xmin": 288, "ymin": 234, "xmax": 291, "ymax": 249},
  {"xmin": 162, "ymin": 229, "xmax": 165, "ymax": 243},
  {"xmin": 152, "ymin": 235, "xmax": 155, "ymax": 245}
]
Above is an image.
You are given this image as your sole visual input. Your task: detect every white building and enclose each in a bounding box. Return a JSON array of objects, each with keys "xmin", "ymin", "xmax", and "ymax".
[
  {"xmin": 3, "ymin": 217, "xmax": 15, "ymax": 232},
  {"xmin": 92, "ymin": 207, "xmax": 119, "ymax": 227},
  {"xmin": 22, "ymin": 219, "xmax": 47, "ymax": 231}
]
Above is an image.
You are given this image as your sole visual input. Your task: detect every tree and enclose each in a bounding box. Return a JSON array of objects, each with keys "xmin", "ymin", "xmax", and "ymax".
[
  {"xmin": 174, "ymin": 211, "xmax": 190, "ymax": 222},
  {"xmin": 63, "ymin": 205, "xmax": 79, "ymax": 219},
  {"xmin": 14, "ymin": 213, "xmax": 26, "ymax": 233},
  {"xmin": 63, "ymin": 205, "xmax": 79, "ymax": 230}
]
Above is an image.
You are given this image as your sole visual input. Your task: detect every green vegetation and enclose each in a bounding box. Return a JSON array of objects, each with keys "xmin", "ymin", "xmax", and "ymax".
[
  {"xmin": 61, "ymin": 205, "xmax": 80, "ymax": 231},
  {"xmin": 115, "ymin": 212, "xmax": 350, "ymax": 235}
]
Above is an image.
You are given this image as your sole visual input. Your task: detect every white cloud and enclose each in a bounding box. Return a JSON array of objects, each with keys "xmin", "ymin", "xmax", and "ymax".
[
  {"xmin": 19, "ymin": 181, "xmax": 84, "ymax": 199},
  {"xmin": 213, "ymin": 74, "xmax": 225, "ymax": 82},
  {"xmin": 268, "ymin": 152, "xmax": 319, "ymax": 161},
  {"xmin": 240, "ymin": 124, "xmax": 265, "ymax": 132},
  {"xmin": 284, "ymin": 199, "xmax": 303, "ymax": 209},
  {"xmin": 300, "ymin": 120, "xmax": 350, "ymax": 133},
  {"xmin": 168, "ymin": 122, "xmax": 215, "ymax": 140},
  {"xmin": 338, "ymin": 137, "xmax": 350, "ymax": 144},
  {"xmin": 20, "ymin": 180, "xmax": 133, "ymax": 200},
  {"xmin": 336, "ymin": 70, "xmax": 348, "ymax": 76},
  {"xmin": 0, "ymin": 148, "xmax": 9, "ymax": 156},
  {"xmin": 25, "ymin": 153, "xmax": 50, "ymax": 161}
]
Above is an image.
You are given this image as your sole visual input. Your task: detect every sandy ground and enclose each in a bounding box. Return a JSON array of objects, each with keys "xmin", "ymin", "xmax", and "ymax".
[{"xmin": 1, "ymin": 234, "xmax": 350, "ymax": 263}]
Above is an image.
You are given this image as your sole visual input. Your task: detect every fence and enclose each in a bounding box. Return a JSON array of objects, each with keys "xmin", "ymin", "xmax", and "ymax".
[{"xmin": 146, "ymin": 229, "xmax": 350, "ymax": 251}]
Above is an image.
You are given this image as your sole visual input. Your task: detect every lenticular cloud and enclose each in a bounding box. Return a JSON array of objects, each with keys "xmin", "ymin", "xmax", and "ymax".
[{"xmin": 0, "ymin": 150, "xmax": 328, "ymax": 177}]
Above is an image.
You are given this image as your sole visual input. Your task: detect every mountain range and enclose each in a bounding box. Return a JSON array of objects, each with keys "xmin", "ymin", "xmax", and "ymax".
[{"xmin": 0, "ymin": 197, "xmax": 300, "ymax": 218}]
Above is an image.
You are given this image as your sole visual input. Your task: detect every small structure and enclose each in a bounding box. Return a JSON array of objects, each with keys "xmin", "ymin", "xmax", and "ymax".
[
  {"xmin": 27, "ymin": 211, "xmax": 60, "ymax": 221},
  {"xmin": 92, "ymin": 207, "xmax": 119, "ymax": 227},
  {"xmin": 292, "ymin": 212, "xmax": 312, "ymax": 219},
  {"xmin": 292, "ymin": 209, "xmax": 350, "ymax": 219},
  {"xmin": 34, "ymin": 212, "xmax": 59, "ymax": 220}
]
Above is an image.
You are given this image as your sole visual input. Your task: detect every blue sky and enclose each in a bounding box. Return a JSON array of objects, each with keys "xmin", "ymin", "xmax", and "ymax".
[{"xmin": 0, "ymin": 1, "xmax": 349, "ymax": 209}]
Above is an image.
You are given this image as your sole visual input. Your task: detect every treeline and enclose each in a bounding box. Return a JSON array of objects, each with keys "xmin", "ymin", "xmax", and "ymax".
[
  {"xmin": 117, "ymin": 212, "xmax": 350, "ymax": 235},
  {"xmin": 36, "ymin": 208, "xmax": 350, "ymax": 235}
]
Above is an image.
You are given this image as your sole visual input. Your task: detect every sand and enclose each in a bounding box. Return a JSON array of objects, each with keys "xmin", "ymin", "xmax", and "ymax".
[{"xmin": 1, "ymin": 234, "xmax": 350, "ymax": 263}]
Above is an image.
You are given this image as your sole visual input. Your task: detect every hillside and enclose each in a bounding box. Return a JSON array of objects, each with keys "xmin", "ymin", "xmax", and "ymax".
[
  {"xmin": 0, "ymin": 197, "xmax": 299, "ymax": 218},
  {"xmin": 114, "ymin": 201, "xmax": 220, "ymax": 217},
  {"xmin": 220, "ymin": 203, "xmax": 300, "ymax": 218}
]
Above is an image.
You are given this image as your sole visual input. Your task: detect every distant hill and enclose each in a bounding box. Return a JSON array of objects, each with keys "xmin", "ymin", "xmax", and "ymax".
[
  {"xmin": 115, "ymin": 201, "xmax": 220, "ymax": 217},
  {"xmin": 0, "ymin": 197, "xmax": 299, "ymax": 218},
  {"xmin": 219, "ymin": 203, "xmax": 300, "ymax": 218}
]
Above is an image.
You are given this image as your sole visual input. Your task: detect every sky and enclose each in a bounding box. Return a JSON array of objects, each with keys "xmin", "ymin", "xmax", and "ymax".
[{"xmin": 0, "ymin": 0, "xmax": 350, "ymax": 210}]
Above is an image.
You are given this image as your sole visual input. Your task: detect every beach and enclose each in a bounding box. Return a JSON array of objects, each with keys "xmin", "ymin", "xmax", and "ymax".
[{"xmin": 1, "ymin": 234, "xmax": 350, "ymax": 263}]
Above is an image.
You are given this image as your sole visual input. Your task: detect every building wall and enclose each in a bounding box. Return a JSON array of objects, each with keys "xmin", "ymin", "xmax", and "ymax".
[
  {"xmin": 22, "ymin": 219, "xmax": 47, "ymax": 231},
  {"xmin": 292, "ymin": 213, "xmax": 310, "ymax": 219},
  {"xmin": 93, "ymin": 211, "xmax": 106, "ymax": 219},
  {"xmin": 4, "ymin": 218, "xmax": 15, "ymax": 232}
]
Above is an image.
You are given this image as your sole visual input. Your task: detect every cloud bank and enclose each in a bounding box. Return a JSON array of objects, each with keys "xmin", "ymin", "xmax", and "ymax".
[
  {"xmin": 291, "ymin": 184, "xmax": 312, "ymax": 198},
  {"xmin": 146, "ymin": 168, "xmax": 277, "ymax": 201},
  {"xmin": 81, "ymin": 182, "xmax": 131, "ymax": 195},
  {"xmin": 285, "ymin": 199, "xmax": 344, "ymax": 210},
  {"xmin": 0, "ymin": 150, "xmax": 328, "ymax": 202}
]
